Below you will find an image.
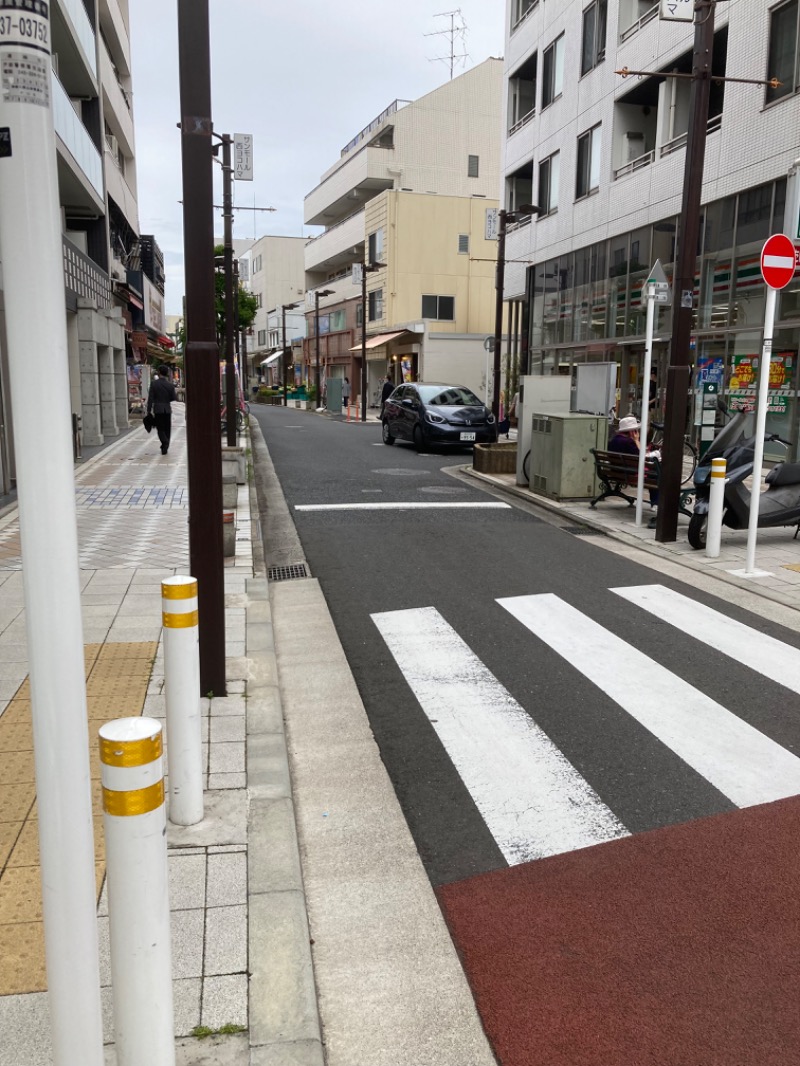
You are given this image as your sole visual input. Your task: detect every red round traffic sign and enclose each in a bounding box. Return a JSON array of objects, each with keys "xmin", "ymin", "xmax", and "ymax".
[{"xmin": 761, "ymin": 233, "xmax": 798, "ymax": 290}]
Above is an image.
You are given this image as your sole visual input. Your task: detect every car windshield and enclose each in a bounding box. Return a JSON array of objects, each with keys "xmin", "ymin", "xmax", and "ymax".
[{"xmin": 418, "ymin": 385, "xmax": 483, "ymax": 407}]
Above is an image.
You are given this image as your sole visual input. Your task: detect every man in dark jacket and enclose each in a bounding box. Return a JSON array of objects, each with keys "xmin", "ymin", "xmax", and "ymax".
[
  {"xmin": 147, "ymin": 365, "xmax": 177, "ymax": 455},
  {"xmin": 380, "ymin": 374, "xmax": 395, "ymax": 418}
]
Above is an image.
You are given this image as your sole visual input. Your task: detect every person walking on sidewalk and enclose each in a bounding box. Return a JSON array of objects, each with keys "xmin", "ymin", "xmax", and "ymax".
[
  {"xmin": 342, "ymin": 376, "xmax": 351, "ymax": 408},
  {"xmin": 147, "ymin": 365, "xmax": 177, "ymax": 455},
  {"xmin": 380, "ymin": 374, "xmax": 394, "ymax": 418}
]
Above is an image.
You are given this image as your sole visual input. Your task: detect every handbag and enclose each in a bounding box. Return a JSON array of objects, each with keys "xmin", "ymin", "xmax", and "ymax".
[{"xmin": 143, "ymin": 412, "xmax": 155, "ymax": 433}]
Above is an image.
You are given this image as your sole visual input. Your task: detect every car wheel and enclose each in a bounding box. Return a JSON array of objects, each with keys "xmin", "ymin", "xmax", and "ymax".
[
  {"xmin": 687, "ymin": 512, "xmax": 707, "ymax": 550},
  {"xmin": 413, "ymin": 425, "xmax": 426, "ymax": 452},
  {"xmin": 382, "ymin": 421, "xmax": 395, "ymax": 446}
]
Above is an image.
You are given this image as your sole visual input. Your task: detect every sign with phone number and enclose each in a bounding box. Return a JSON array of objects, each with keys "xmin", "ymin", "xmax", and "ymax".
[{"xmin": 0, "ymin": 1, "xmax": 49, "ymax": 46}]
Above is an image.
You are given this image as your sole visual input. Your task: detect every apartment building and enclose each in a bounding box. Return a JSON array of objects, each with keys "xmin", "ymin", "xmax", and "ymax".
[
  {"xmin": 239, "ymin": 235, "xmax": 307, "ymax": 384},
  {"xmin": 0, "ymin": 0, "xmax": 146, "ymax": 487},
  {"xmin": 303, "ymin": 58, "xmax": 504, "ymax": 405},
  {"xmin": 502, "ymin": 0, "xmax": 800, "ymax": 444}
]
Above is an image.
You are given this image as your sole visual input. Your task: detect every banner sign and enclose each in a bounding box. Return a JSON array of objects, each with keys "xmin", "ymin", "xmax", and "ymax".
[{"xmin": 233, "ymin": 133, "xmax": 253, "ymax": 181}]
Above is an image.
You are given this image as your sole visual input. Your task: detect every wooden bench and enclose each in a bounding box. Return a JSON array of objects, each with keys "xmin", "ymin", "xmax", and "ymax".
[{"xmin": 590, "ymin": 448, "xmax": 693, "ymax": 516}]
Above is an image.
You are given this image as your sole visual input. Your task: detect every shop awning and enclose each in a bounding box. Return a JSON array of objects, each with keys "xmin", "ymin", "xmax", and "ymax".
[
  {"xmin": 260, "ymin": 351, "xmax": 282, "ymax": 366},
  {"xmin": 348, "ymin": 330, "xmax": 409, "ymax": 352}
]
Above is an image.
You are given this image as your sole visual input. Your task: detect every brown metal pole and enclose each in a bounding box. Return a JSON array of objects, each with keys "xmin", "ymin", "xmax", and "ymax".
[
  {"xmin": 655, "ymin": 1, "xmax": 715, "ymax": 543},
  {"xmin": 492, "ymin": 210, "xmax": 507, "ymax": 419},
  {"xmin": 222, "ymin": 134, "xmax": 236, "ymax": 447},
  {"xmin": 315, "ymin": 292, "xmax": 322, "ymax": 406},
  {"xmin": 177, "ymin": 0, "xmax": 226, "ymax": 696},
  {"xmin": 361, "ymin": 265, "xmax": 368, "ymax": 421}
]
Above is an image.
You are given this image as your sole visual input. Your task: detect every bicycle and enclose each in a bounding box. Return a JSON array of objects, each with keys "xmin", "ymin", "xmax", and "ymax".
[{"xmin": 647, "ymin": 421, "xmax": 697, "ymax": 485}]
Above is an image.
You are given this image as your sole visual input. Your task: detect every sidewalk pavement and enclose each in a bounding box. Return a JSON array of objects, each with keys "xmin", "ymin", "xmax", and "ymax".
[{"xmin": 4, "ymin": 402, "xmax": 800, "ymax": 1066}]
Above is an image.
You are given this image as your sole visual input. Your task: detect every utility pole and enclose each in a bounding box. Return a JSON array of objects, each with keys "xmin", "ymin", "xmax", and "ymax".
[
  {"xmin": 219, "ymin": 133, "xmax": 237, "ymax": 447},
  {"xmin": 655, "ymin": 0, "xmax": 715, "ymax": 542},
  {"xmin": 493, "ymin": 205, "xmax": 538, "ymax": 419},
  {"xmin": 178, "ymin": 0, "xmax": 227, "ymax": 696},
  {"xmin": 0, "ymin": 7, "xmax": 104, "ymax": 1063},
  {"xmin": 282, "ymin": 303, "xmax": 299, "ymax": 407},
  {"xmin": 234, "ymin": 258, "xmax": 242, "ymax": 393},
  {"xmin": 315, "ymin": 289, "xmax": 334, "ymax": 406},
  {"xmin": 360, "ymin": 261, "xmax": 386, "ymax": 421}
]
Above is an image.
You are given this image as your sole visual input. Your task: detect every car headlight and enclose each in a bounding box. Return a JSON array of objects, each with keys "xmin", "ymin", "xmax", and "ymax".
[
  {"xmin": 486, "ymin": 413, "xmax": 496, "ymax": 424},
  {"xmin": 426, "ymin": 411, "xmax": 446, "ymax": 425}
]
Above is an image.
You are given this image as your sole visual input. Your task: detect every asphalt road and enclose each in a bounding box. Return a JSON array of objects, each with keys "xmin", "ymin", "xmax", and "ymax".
[{"xmin": 251, "ymin": 404, "xmax": 800, "ymax": 888}]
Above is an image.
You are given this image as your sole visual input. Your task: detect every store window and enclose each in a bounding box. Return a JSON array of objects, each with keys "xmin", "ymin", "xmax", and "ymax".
[
  {"xmin": 581, "ymin": 0, "xmax": 607, "ymax": 76},
  {"xmin": 576, "ymin": 124, "xmax": 601, "ymax": 199},
  {"xmin": 538, "ymin": 152, "xmax": 560, "ymax": 215},
  {"xmin": 766, "ymin": 0, "xmax": 799, "ymax": 104},
  {"xmin": 542, "ymin": 34, "xmax": 565, "ymax": 108},
  {"xmin": 421, "ymin": 295, "xmax": 455, "ymax": 321}
]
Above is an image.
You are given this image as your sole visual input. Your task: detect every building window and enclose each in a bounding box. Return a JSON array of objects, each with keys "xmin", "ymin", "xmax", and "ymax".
[
  {"xmin": 329, "ymin": 309, "xmax": 346, "ymax": 331},
  {"xmin": 576, "ymin": 124, "xmax": 602, "ymax": 199},
  {"xmin": 257, "ymin": 329, "xmax": 266, "ymax": 346},
  {"xmin": 256, "ymin": 293, "xmax": 263, "ymax": 308},
  {"xmin": 766, "ymin": 0, "xmax": 799, "ymax": 104},
  {"xmin": 356, "ymin": 302, "xmax": 363, "ymax": 327},
  {"xmin": 458, "ymin": 234, "xmax": 470, "ymax": 254},
  {"xmin": 508, "ymin": 54, "xmax": 537, "ymax": 132},
  {"xmin": 368, "ymin": 289, "xmax": 383, "ymax": 321},
  {"xmin": 542, "ymin": 33, "xmax": 564, "ymax": 108},
  {"xmin": 421, "ymin": 295, "xmax": 455, "ymax": 321},
  {"xmin": 368, "ymin": 227, "xmax": 384, "ymax": 263},
  {"xmin": 468, "ymin": 154, "xmax": 480, "ymax": 178},
  {"xmin": 538, "ymin": 152, "xmax": 560, "ymax": 215},
  {"xmin": 253, "ymin": 255, "xmax": 262, "ymax": 273},
  {"xmin": 581, "ymin": 0, "xmax": 607, "ymax": 76}
]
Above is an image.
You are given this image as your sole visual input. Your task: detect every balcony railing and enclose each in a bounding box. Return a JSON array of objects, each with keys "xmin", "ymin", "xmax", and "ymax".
[
  {"xmin": 306, "ymin": 207, "xmax": 364, "ymax": 245},
  {"xmin": 341, "ymin": 99, "xmax": 410, "ymax": 157},
  {"xmin": 613, "ymin": 149, "xmax": 655, "ymax": 180},
  {"xmin": 511, "ymin": 0, "xmax": 538, "ymax": 35},
  {"xmin": 52, "ymin": 72, "xmax": 104, "ymax": 198},
  {"xmin": 660, "ymin": 113, "xmax": 722, "ymax": 159},
  {"xmin": 620, "ymin": 3, "xmax": 658, "ymax": 43},
  {"xmin": 508, "ymin": 108, "xmax": 536, "ymax": 136},
  {"xmin": 60, "ymin": 0, "xmax": 98, "ymax": 78},
  {"xmin": 63, "ymin": 235, "xmax": 111, "ymax": 308}
]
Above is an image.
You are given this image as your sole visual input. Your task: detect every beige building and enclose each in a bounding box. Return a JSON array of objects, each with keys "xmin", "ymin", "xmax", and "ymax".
[
  {"xmin": 303, "ymin": 58, "xmax": 504, "ymax": 407},
  {"xmin": 239, "ymin": 235, "xmax": 307, "ymax": 383}
]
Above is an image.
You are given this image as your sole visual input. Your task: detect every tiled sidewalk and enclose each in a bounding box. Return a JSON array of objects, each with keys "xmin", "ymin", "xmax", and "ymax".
[{"xmin": 0, "ymin": 407, "xmax": 256, "ymax": 1064}]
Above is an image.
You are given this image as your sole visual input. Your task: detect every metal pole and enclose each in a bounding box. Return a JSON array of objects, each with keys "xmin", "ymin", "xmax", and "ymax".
[
  {"xmin": 744, "ymin": 286, "xmax": 777, "ymax": 575},
  {"xmin": 100, "ymin": 718, "xmax": 174, "ymax": 1066},
  {"xmin": 705, "ymin": 457, "xmax": 727, "ymax": 559},
  {"xmin": 222, "ymin": 134, "xmax": 236, "ymax": 447},
  {"xmin": 315, "ymin": 292, "xmax": 322, "ymax": 408},
  {"xmin": 282, "ymin": 306, "xmax": 288, "ymax": 407},
  {"xmin": 178, "ymin": 0, "xmax": 227, "ymax": 696},
  {"xmin": 635, "ymin": 287, "xmax": 656, "ymax": 526},
  {"xmin": 492, "ymin": 210, "xmax": 507, "ymax": 419},
  {"xmin": 656, "ymin": 1, "xmax": 715, "ymax": 542},
  {"xmin": 233, "ymin": 258, "xmax": 241, "ymax": 387},
  {"xmin": 162, "ymin": 577, "xmax": 203, "ymax": 826},
  {"xmin": 0, "ymin": 8, "xmax": 104, "ymax": 1063},
  {"xmin": 361, "ymin": 266, "xmax": 368, "ymax": 422}
]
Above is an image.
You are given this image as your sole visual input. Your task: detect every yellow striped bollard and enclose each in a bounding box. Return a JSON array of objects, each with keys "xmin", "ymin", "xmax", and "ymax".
[
  {"xmin": 99, "ymin": 718, "xmax": 175, "ymax": 1066},
  {"xmin": 162, "ymin": 576, "xmax": 204, "ymax": 826}
]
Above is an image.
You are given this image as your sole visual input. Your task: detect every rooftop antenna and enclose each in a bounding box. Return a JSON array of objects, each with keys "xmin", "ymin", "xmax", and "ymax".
[{"xmin": 425, "ymin": 9, "xmax": 468, "ymax": 80}]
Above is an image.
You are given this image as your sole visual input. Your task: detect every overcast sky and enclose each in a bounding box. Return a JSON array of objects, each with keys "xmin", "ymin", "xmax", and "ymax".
[{"xmin": 129, "ymin": 1, "xmax": 506, "ymax": 314}]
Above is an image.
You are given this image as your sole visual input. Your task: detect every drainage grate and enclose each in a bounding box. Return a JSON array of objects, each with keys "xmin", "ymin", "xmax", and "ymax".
[
  {"xmin": 268, "ymin": 563, "xmax": 308, "ymax": 581},
  {"xmin": 562, "ymin": 525, "xmax": 607, "ymax": 537}
]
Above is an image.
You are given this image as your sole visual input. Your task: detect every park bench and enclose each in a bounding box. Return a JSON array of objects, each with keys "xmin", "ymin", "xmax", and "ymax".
[{"xmin": 590, "ymin": 448, "xmax": 693, "ymax": 516}]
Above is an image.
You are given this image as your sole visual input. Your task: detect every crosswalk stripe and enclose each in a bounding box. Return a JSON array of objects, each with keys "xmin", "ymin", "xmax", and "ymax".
[
  {"xmin": 497, "ymin": 593, "xmax": 800, "ymax": 809},
  {"xmin": 611, "ymin": 583, "xmax": 800, "ymax": 695},
  {"xmin": 371, "ymin": 606, "xmax": 629, "ymax": 864}
]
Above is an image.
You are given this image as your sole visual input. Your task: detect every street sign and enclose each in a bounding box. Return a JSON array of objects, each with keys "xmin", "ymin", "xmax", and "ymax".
[
  {"xmin": 645, "ymin": 259, "xmax": 672, "ymax": 305},
  {"xmin": 485, "ymin": 208, "xmax": 499, "ymax": 241},
  {"xmin": 351, "ymin": 263, "xmax": 363, "ymax": 286},
  {"xmin": 659, "ymin": 0, "xmax": 693, "ymax": 21},
  {"xmin": 760, "ymin": 233, "xmax": 798, "ymax": 290},
  {"xmin": 233, "ymin": 133, "xmax": 253, "ymax": 180}
]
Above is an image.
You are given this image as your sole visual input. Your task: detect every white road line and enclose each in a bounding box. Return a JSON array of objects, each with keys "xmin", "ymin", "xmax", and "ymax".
[
  {"xmin": 498, "ymin": 593, "xmax": 800, "ymax": 809},
  {"xmin": 295, "ymin": 502, "xmax": 510, "ymax": 511},
  {"xmin": 612, "ymin": 583, "xmax": 800, "ymax": 696},
  {"xmin": 371, "ymin": 606, "xmax": 628, "ymax": 864}
]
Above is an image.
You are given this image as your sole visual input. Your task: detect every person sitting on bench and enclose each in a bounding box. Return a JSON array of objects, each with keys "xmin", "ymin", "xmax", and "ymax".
[{"xmin": 610, "ymin": 416, "xmax": 658, "ymax": 505}]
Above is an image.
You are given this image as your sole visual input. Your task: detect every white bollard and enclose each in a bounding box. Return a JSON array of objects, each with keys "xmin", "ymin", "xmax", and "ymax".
[
  {"xmin": 99, "ymin": 718, "xmax": 175, "ymax": 1066},
  {"xmin": 162, "ymin": 577, "xmax": 204, "ymax": 826},
  {"xmin": 705, "ymin": 457, "xmax": 727, "ymax": 559}
]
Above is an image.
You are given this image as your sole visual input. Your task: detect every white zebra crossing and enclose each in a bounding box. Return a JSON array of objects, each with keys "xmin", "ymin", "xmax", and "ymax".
[
  {"xmin": 371, "ymin": 606, "xmax": 629, "ymax": 864},
  {"xmin": 611, "ymin": 583, "xmax": 800, "ymax": 696},
  {"xmin": 373, "ymin": 587, "xmax": 800, "ymax": 867},
  {"xmin": 498, "ymin": 593, "xmax": 800, "ymax": 809}
]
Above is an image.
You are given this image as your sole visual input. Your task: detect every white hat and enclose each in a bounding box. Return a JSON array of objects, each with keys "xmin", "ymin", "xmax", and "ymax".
[{"xmin": 618, "ymin": 416, "xmax": 640, "ymax": 433}]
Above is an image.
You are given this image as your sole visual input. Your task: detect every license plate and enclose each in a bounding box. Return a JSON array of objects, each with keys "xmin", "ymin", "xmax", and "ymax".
[{"xmin": 460, "ymin": 432, "xmax": 476, "ymax": 441}]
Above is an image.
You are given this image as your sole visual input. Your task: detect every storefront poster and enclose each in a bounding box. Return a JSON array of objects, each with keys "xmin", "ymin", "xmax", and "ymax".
[{"xmin": 728, "ymin": 352, "xmax": 794, "ymax": 413}]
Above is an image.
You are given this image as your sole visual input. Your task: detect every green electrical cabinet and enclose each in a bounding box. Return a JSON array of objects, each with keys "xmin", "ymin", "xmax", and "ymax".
[{"xmin": 529, "ymin": 412, "xmax": 608, "ymax": 500}]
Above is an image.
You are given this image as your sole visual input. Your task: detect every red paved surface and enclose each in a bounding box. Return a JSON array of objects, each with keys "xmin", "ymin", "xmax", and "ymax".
[{"xmin": 438, "ymin": 797, "xmax": 800, "ymax": 1066}]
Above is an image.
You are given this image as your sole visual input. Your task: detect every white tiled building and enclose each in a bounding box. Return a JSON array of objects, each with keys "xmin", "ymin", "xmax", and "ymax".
[{"xmin": 502, "ymin": 0, "xmax": 800, "ymax": 443}]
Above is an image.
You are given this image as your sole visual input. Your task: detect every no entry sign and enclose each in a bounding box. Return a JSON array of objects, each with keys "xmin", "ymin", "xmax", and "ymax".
[{"xmin": 761, "ymin": 233, "xmax": 798, "ymax": 290}]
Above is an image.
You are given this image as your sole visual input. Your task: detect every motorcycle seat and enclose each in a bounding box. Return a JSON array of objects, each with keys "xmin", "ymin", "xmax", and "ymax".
[{"xmin": 766, "ymin": 462, "xmax": 800, "ymax": 487}]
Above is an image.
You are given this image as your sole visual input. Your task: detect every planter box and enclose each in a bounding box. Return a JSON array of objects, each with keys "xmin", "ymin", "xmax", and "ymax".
[{"xmin": 473, "ymin": 442, "xmax": 517, "ymax": 475}]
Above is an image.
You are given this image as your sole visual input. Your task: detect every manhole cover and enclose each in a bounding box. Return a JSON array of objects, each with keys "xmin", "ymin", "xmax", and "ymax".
[
  {"xmin": 418, "ymin": 486, "xmax": 469, "ymax": 495},
  {"xmin": 562, "ymin": 525, "xmax": 607, "ymax": 537},
  {"xmin": 268, "ymin": 564, "xmax": 308, "ymax": 581}
]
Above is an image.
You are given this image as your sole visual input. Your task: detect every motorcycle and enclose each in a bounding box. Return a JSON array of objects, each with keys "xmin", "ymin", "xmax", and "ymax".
[{"xmin": 687, "ymin": 405, "xmax": 800, "ymax": 549}]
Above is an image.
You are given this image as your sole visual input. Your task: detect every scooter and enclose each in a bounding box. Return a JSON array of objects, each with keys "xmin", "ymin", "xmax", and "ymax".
[{"xmin": 688, "ymin": 406, "xmax": 800, "ymax": 549}]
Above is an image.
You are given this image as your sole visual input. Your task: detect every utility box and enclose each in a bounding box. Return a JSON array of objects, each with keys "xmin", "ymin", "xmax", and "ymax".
[{"xmin": 529, "ymin": 413, "xmax": 607, "ymax": 500}]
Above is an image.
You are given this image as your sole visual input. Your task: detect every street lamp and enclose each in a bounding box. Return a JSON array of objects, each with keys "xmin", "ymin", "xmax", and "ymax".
[
  {"xmin": 492, "ymin": 204, "xmax": 539, "ymax": 419},
  {"xmin": 361, "ymin": 260, "xmax": 386, "ymax": 422},
  {"xmin": 281, "ymin": 302, "xmax": 299, "ymax": 407},
  {"xmin": 314, "ymin": 288, "xmax": 334, "ymax": 408}
]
